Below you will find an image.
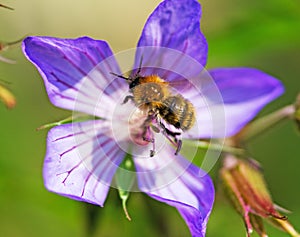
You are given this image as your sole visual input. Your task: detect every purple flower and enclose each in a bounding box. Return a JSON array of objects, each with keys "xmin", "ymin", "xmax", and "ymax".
[{"xmin": 22, "ymin": 0, "xmax": 283, "ymax": 236}]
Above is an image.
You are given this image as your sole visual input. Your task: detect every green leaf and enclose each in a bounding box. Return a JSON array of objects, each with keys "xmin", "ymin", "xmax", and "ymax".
[{"xmin": 115, "ymin": 153, "xmax": 136, "ymax": 221}]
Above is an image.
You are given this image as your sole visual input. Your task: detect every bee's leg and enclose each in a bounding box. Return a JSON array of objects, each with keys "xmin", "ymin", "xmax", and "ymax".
[
  {"xmin": 142, "ymin": 125, "xmax": 154, "ymax": 142},
  {"xmin": 159, "ymin": 122, "xmax": 181, "ymax": 137},
  {"xmin": 174, "ymin": 139, "xmax": 182, "ymax": 155},
  {"xmin": 122, "ymin": 95, "xmax": 134, "ymax": 104},
  {"xmin": 149, "ymin": 126, "xmax": 157, "ymax": 157},
  {"xmin": 150, "ymin": 140, "xmax": 156, "ymax": 157},
  {"xmin": 150, "ymin": 124, "xmax": 160, "ymax": 133},
  {"xmin": 159, "ymin": 122, "xmax": 182, "ymax": 155},
  {"xmin": 141, "ymin": 110, "xmax": 156, "ymax": 141},
  {"xmin": 141, "ymin": 111, "xmax": 157, "ymax": 157},
  {"xmin": 142, "ymin": 123, "xmax": 156, "ymax": 157}
]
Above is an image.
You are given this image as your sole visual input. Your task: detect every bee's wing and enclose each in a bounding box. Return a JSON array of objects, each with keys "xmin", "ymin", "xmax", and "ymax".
[{"xmin": 167, "ymin": 78, "xmax": 197, "ymax": 94}]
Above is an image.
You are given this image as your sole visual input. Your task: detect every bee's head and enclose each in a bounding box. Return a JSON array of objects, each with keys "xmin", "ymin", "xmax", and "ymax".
[
  {"xmin": 129, "ymin": 76, "xmax": 141, "ymax": 89},
  {"xmin": 111, "ymin": 55, "xmax": 143, "ymax": 90},
  {"xmin": 110, "ymin": 69, "xmax": 142, "ymax": 90},
  {"xmin": 110, "ymin": 72, "xmax": 141, "ymax": 87}
]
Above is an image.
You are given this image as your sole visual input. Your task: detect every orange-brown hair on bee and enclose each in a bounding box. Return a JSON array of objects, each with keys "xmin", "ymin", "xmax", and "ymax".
[{"xmin": 130, "ymin": 75, "xmax": 169, "ymax": 111}]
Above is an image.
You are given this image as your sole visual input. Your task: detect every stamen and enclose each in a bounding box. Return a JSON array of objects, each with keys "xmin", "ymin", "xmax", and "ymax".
[{"xmin": 141, "ymin": 124, "xmax": 156, "ymax": 157}]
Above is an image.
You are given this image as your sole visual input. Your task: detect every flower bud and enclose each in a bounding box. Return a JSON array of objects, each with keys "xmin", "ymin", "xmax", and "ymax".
[{"xmin": 221, "ymin": 155, "xmax": 299, "ymax": 237}]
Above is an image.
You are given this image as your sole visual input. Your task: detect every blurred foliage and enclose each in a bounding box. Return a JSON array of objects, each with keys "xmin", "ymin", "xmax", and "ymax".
[{"xmin": 0, "ymin": 0, "xmax": 299, "ymax": 237}]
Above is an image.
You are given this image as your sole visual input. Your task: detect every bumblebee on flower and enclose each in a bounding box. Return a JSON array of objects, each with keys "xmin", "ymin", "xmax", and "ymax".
[
  {"xmin": 111, "ymin": 62, "xmax": 196, "ymax": 157},
  {"xmin": 22, "ymin": 0, "xmax": 284, "ymax": 236}
]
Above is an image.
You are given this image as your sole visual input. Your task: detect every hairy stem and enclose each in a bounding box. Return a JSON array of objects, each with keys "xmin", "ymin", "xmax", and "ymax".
[{"xmin": 238, "ymin": 105, "xmax": 295, "ymax": 142}]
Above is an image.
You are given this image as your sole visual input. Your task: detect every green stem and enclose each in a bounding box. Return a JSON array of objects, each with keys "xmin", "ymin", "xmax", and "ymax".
[
  {"xmin": 184, "ymin": 139, "xmax": 245, "ymax": 156},
  {"xmin": 37, "ymin": 114, "xmax": 102, "ymax": 130},
  {"xmin": 0, "ymin": 4, "xmax": 14, "ymax": 10},
  {"xmin": 0, "ymin": 36, "xmax": 24, "ymax": 52},
  {"xmin": 84, "ymin": 203, "xmax": 101, "ymax": 237},
  {"xmin": 143, "ymin": 195, "xmax": 169, "ymax": 236},
  {"xmin": 36, "ymin": 116, "xmax": 73, "ymax": 130},
  {"xmin": 115, "ymin": 153, "xmax": 135, "ymax": 221},
  {"xmin": 240, "ymin": 105, "xmax": 295, "ymax": 142}
]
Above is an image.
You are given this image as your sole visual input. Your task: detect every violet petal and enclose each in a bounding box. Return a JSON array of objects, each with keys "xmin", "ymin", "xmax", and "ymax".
[
  {"xmin": 23, "ymin": 36, "xmax": 126, "ymax": 118},
  {"xmin": 135, "ymin": 0, "xmax": 207, "ymax": 73},
  {"xmin": 43, "ymin": 120, "xmax": 126, "ymax": 206},
  {"xmin": 185, "ymin": 67, "xmax": 284, "ymax": 138},
  {"xmin": 134, "ymin": 145, "xmax": 214, "ymax": 237}
]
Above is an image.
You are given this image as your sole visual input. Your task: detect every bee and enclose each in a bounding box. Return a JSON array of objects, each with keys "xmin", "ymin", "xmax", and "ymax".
[{"xmin": 111, "ymin": 66, "xmax": 196, "ymax": 157}]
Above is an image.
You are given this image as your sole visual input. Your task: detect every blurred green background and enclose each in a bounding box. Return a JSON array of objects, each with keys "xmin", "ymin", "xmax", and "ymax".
[{"xmin": 1, "ymin": 0, "xmax": 299, "ymax": 236}]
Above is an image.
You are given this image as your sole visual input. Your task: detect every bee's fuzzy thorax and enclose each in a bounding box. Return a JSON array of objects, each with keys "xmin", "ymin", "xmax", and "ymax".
[{"xmin": 130, "ymin": 75, "xmax": 170, "ymax": 110}]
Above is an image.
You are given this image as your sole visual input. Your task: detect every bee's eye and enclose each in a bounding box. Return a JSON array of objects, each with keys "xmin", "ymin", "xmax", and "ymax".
[
  {"xmin": 129, "ymin": 82, "xmax": 136, "ymax": 89},
  {"xmin": 129, "ymin": 78, "xmax": 140, "ymax": 89}
]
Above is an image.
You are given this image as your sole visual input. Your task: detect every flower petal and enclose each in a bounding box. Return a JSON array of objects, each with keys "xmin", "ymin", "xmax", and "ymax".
[
  {"xmin": 43, "ymin": 120, "xmax": 126, "ymax": 206},
  {"xmin": 187, "ymin": 68, "xmax": 284, "ymax": 138},
  {"xmin": 23, "ymin": 36, "xmax": 126, "ymax": 118},
  {"xmin": 136, "ymin": 0, "xmax": 207, "ymax": 68},
  {"xmin": 134, "ymin": 145, "xmax": 214, "ymax": 237}
]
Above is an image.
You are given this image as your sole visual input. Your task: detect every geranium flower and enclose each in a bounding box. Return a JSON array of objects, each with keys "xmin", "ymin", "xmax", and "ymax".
[{"xmin": 22, "ymin": 0, "xmax": 283, "ymax": 236}]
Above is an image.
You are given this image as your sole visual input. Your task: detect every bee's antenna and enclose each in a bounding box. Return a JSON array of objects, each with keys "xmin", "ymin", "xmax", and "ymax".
[
  {"xmin": 110, "ymin": 72, "xmax": 130, "ymax": 81},
  {"xmin": 136, "ymin": 55, "xmax": 143, "ymax": 76}
]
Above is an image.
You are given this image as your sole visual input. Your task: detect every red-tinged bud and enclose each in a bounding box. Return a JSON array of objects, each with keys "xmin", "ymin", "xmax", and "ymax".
[
  {"xmin": 268, "ymin": 217, "xmax": 300, "ymax": 237},
  {"xmin": 221, "ymin": 154, "xmax": 299, "ymax": 237},
  {"xmin": 249, "ymin": 214, "xmax": 267, "ymax": 237}
]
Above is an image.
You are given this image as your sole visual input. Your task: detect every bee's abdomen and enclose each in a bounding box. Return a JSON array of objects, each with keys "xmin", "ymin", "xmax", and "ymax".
[{"xmin": 160, "ymin": 95, "xmax": 195, "ymax": 131}]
